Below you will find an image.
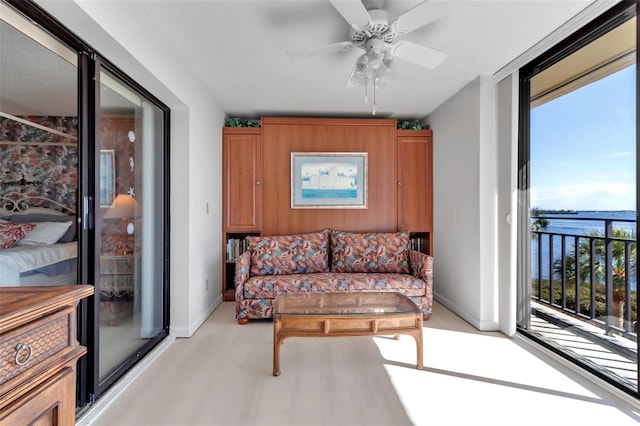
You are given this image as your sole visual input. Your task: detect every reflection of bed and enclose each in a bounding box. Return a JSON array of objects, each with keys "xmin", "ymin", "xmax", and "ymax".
[
  {"xmin": 0, "ymin": 194, "xmax": 77, "ymax": 286},
  {"xmin": 0, "ymin": 242, "xmax": 77, "ymax": 285}
]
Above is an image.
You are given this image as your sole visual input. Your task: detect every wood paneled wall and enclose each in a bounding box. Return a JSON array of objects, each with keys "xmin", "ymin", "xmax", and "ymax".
[{"xmin": 261, "ymin": 117, "xmax": 397, "ymax": 236}]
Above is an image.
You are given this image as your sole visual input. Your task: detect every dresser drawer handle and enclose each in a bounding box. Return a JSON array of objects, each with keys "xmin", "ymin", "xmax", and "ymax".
[{"xmin": 14, "ymin": 343, "xmax": 33, "ymax": 366}]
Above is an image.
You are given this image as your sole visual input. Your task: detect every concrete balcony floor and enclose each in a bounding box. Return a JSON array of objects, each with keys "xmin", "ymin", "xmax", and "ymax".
[{"xmin": 530, "ymin": 301, "xmax": 637, "ymax": 391}]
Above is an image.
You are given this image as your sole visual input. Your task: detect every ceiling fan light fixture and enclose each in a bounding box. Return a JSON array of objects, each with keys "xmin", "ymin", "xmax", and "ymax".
[{"xmin": 316, "ymin": 0, "xmax": 447, "ymax": 116}]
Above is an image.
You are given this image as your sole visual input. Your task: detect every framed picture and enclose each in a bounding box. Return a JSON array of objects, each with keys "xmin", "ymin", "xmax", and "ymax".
[
  {"xmin": 291, "ymin": 152, "xmax": 368, "ymax": 209},
  {"xmin": 99, "ymin": 149, "xmax": 115, "ymax": 207}
]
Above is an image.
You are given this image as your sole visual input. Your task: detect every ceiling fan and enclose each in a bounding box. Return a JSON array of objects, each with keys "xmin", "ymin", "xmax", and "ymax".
[{"xmin": 286, "ymin": 0, "xmax": 447, "ymax": 114}]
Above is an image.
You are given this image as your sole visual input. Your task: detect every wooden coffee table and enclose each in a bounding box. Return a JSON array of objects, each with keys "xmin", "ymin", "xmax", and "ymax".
[{"xmin": 272, "ymin": 292, "xmax": 423, "ymax": 376}]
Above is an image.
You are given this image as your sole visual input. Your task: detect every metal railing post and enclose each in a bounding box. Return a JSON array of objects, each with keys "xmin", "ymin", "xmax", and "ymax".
[{"xmin": 605, "ymin": 219, "xmax": 614, "ymax": 335}]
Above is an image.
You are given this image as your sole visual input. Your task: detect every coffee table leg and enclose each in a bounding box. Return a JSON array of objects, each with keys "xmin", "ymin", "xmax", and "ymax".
[
  {"xmin": 415, "ymin": 331, "xmax": 423, "ymax": 369},
  {"xmin": 273, "ymin": 317, "xmax": 281, "ymax": 376}
]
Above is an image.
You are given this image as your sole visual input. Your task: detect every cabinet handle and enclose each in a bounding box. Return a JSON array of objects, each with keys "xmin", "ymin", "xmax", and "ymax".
[
  {"xmin": 256, "ymin": 181, "xmax": 261, "ymax": 185},
  {"xmin": 398, "ymin": 182, "xmax": 403, "ymax": 186},
  {"xmin": 14, "ymin": 343, "xmax": 33, "ymax": 366}
]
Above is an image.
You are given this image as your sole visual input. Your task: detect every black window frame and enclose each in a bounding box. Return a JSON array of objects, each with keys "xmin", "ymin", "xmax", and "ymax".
[
  {"xmin": 3, "ymin": 0, "xmax": 171, "ymax": 412},
  {"xmin": 517, "ymin": 0, "xmax": 639, "ymax": 399}
]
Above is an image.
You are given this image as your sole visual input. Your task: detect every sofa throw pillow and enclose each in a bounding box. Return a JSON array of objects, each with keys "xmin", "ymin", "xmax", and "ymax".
[
  {"xmin": 0, "ymin": 222, "xmax": 37, "ymax": 249},
  {"xmin": 247, "ymin": 230, "xmax": 329, "ymax": 276},
  {"xmin": 330, "ymin": 231, "xmax": 410, "ymax": 273}
]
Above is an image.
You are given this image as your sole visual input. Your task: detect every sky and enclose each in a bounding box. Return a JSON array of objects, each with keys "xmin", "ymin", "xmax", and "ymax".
[{"xmin": 530, "ymin": 64, "xmax": 636, "ymax": 211}]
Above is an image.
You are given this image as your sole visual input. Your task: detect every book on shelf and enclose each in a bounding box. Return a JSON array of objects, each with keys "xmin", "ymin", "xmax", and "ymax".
[
  {"xmin": 226, "ymin": 237, "xmax": 249, "ymax": 260},
  {"xmin": 409, "ymin": 236, "xmax": 423, "ymax": 253}
]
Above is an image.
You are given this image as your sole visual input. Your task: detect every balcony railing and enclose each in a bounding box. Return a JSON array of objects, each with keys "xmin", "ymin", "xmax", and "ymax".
[{"xmin": 531, "ymin": 215, "xmax": 637, "ymax": 342}]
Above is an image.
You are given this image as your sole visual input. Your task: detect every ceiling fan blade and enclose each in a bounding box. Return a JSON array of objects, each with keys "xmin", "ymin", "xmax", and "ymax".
[
  {"xmin": 393, "ymin": 0, "xmax": 438, "ymax": 35},
  {"xmin": 286, "ymin": 41, "xmax": 355, "ymax": 59},
  {"xmin": 390, "ymin": 40, "xmax": 447, "ymax": 69},
  {"xmin": 328, "ymin": 0, "xmax": 371, "ymax": 30}
]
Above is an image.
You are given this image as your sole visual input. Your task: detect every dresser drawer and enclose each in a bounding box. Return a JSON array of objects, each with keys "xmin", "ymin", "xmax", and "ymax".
[{"xmin": 0, "ymin": 307, "xmax": 73, "ymax": 388}]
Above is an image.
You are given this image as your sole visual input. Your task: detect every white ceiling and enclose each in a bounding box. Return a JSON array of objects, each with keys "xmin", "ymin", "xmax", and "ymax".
[
  {"xmin": 137, "ymin": 0, "xmax": 596, "ymax": 119},
  {"xmin": 2, "ymin": 0, "xmax": 599, "ymax": 119}
]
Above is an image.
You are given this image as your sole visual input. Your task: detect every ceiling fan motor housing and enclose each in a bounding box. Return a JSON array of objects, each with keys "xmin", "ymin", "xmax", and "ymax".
[{"xmin": 350, "ymin": 9, "xmax": 397, "ymax": 46}]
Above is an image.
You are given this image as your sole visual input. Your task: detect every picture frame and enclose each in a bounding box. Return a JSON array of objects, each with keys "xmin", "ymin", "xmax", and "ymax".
[
  {"xmin": 291, "ymin": 152, "xmax": 368, "ymax": 209},
  {"xmin": 99, "ymin": 149, "xmax": 115, "ymax": 207}
]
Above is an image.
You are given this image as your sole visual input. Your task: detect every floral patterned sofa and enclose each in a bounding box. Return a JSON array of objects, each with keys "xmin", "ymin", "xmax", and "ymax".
[{"xmin": 234, "ymin": 229, "xmax": 433, "ymax": 324}]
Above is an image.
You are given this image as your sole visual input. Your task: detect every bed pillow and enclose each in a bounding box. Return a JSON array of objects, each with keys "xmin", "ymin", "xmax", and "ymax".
[
  {"xmin": 8, "ymin": 213, "xmax": 76, "ymax": 243},
  {"xmin": 0, "ymin": 222, "xmax": 37, "ymax": 249},
  {"xmin": 15, "ymin": 221, "xmax": 73, "ymax": 246}
]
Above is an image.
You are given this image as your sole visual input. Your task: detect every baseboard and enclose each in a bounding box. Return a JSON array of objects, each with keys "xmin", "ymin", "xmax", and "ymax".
[
  {"xmin": 190, "ymin": 294, "xmax": 223, "ymax": 335},
  {"xmin": 171, "ymin": 294, "xmax": 223, "ymax": 338},
  {"xmin": 76, "ymin": 335, "xmax": 175, "ymax": 425},
  {"xmin": 434, "ymin": 292, "xmax": 499, "ymax": 331}
]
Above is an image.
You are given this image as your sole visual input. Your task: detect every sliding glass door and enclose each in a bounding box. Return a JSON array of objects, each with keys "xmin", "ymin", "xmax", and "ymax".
[
  {"xmin": 1, "ymin": 0, "xmax": 170, "ymax": 411},
  {"xmin": 94, "ymin": 64, "xmax": 169, "ymax": 391},
  {"xmin": 518, "ymin": 1, "xmax": 638, "ymax": 398}
]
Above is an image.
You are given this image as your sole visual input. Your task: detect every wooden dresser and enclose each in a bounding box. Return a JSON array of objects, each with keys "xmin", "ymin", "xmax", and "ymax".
[{"xmin": 0, "ymin": 285, "xmax": 93, "ymax": 425}]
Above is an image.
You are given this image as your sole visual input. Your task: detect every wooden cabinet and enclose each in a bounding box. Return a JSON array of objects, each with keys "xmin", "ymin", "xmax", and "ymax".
[
  {"xmin": 397, "ymin": 129, "xmax": 433, "ymax": 254},
  {"xmin": 0, "ymin": 285, "xmax": 93, "ymax": 425},
  {"xmin": 220, "ymin": 121, "xmax": 435, "ymax": 301},
  {"xmin": 222, "ymin": 127, "xmax": 262, "ymax": 300},
  {"xmin": 223, "ymin": 127, "xmax": 262, "ymax": 232}
]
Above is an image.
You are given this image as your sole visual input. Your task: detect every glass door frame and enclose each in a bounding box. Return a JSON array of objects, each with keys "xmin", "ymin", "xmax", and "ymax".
[
  {"xmin": 4, "ymin": 0, "xmax": 171, "ymax": 409},
  {"xmin": 91, "ymin": 57, "xmax": 171, "ymax": 397},
  {"xmin": 516, "ymin": 0, "xmax": 639, "ymax": 399}
]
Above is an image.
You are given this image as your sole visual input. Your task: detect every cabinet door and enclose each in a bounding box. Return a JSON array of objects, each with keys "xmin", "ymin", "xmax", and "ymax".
[
  {"xmin": 0, "ymin": 367, "xmax": 75, "ymax": 426},
  {"xmin": 397, "ymin": 133, "xmax": 433, "ymax": 233},
  {"xmin": 223, "ymin": 130, "xmax": 262, "ymax": 231}
]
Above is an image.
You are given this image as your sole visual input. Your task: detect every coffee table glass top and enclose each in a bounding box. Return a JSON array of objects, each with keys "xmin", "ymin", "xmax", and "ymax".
[{"xmin": 273, "ymin": 292, "xmax": 420, "ymax": 316}]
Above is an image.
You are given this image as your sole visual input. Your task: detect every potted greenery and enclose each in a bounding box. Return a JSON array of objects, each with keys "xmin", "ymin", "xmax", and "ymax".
[
  {"xmin": 225, "ymin": 118, "xmax": 261, "ymax": 128},
  {"xmin": 397, "ymin": 120, "xmax": 429, "ymax": 130}
]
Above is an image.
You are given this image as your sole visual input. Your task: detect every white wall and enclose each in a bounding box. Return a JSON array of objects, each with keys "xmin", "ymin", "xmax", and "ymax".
[
  {"xmin": 36, "ymin": 0, "xmax": 225, "ymax": 337},
  {"xmin": 426, "ymin": 75, "xmax": 499, "ymax": 331},
  {"xmin": 496, "ymin": 72, "xmax": 519, "ymax": 337}
]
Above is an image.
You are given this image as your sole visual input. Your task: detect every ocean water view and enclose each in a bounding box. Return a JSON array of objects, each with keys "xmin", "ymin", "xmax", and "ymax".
[
  {"xmin": 532, "ymin": 210, "xmax": 637, "ymax": 290},
  {"xmin": 301, "ymin": 188, "xmax": 357, "ymax": 199}
]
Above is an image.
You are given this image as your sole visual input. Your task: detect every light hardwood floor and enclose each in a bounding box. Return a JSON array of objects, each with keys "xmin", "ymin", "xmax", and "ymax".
[{"xmin": 82, "ymin": 301, "xmax": 640, "ymax": 426}]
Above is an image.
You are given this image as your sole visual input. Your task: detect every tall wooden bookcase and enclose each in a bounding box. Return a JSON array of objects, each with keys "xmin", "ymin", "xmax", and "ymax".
[
  {"xmin": 221, "ymin": 119, "xmax": 434, "ymax": 302},
  {"xmin": 222, "ymin": 127, "xmax": 262, "ymax": 300},
  {"xmin": 397, "ymin": 129, "xmax": 433, "ymax": 255}
]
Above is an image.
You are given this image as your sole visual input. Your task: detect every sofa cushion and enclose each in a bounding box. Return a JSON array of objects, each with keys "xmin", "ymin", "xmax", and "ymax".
[
  {"xmin": 247, "ymin": 231, "xmax": 329, "ymax": 276},
  {"xmin": 330, "ymin": 231, "xmax": 410, "ymax": 273},
  {"xmin": 242, "ymin": 272, "xmax": 425, "ymax": 299}
]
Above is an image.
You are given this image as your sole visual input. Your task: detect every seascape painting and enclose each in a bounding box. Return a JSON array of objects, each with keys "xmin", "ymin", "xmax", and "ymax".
[{"xmin": 291, "ymin": 152, "xmax": 367, "ymax": 209}]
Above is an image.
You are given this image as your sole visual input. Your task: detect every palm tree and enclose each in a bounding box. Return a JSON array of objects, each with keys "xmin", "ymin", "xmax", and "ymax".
[{"xmin": 531, "ymin": 207, "xmax": 549, "ymax": 234}]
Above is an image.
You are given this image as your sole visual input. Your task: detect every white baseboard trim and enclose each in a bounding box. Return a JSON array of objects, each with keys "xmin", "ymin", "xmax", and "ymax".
[
  {"xmin": 77, "ymin": 335, "xmax": 175, "ymax": 425},
  {"xmin": 434, "ymin": 293, "xmax": 499, "ymax": 331},
  {"xmin": 171, "ymin": 294, "xmax": 223, "ymax": 337},
  {"xmin": 514, "ymin": 333, "xmax": 640, "ymax": 411},
  {"xmin": 189, "ymin": 294, "xmax": 223, "ymax": 336}
]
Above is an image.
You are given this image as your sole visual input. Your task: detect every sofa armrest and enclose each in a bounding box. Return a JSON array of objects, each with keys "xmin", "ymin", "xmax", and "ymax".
[{"xmin": 409, "ymin": 249, "xmax": 433, "ymax": 285}]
